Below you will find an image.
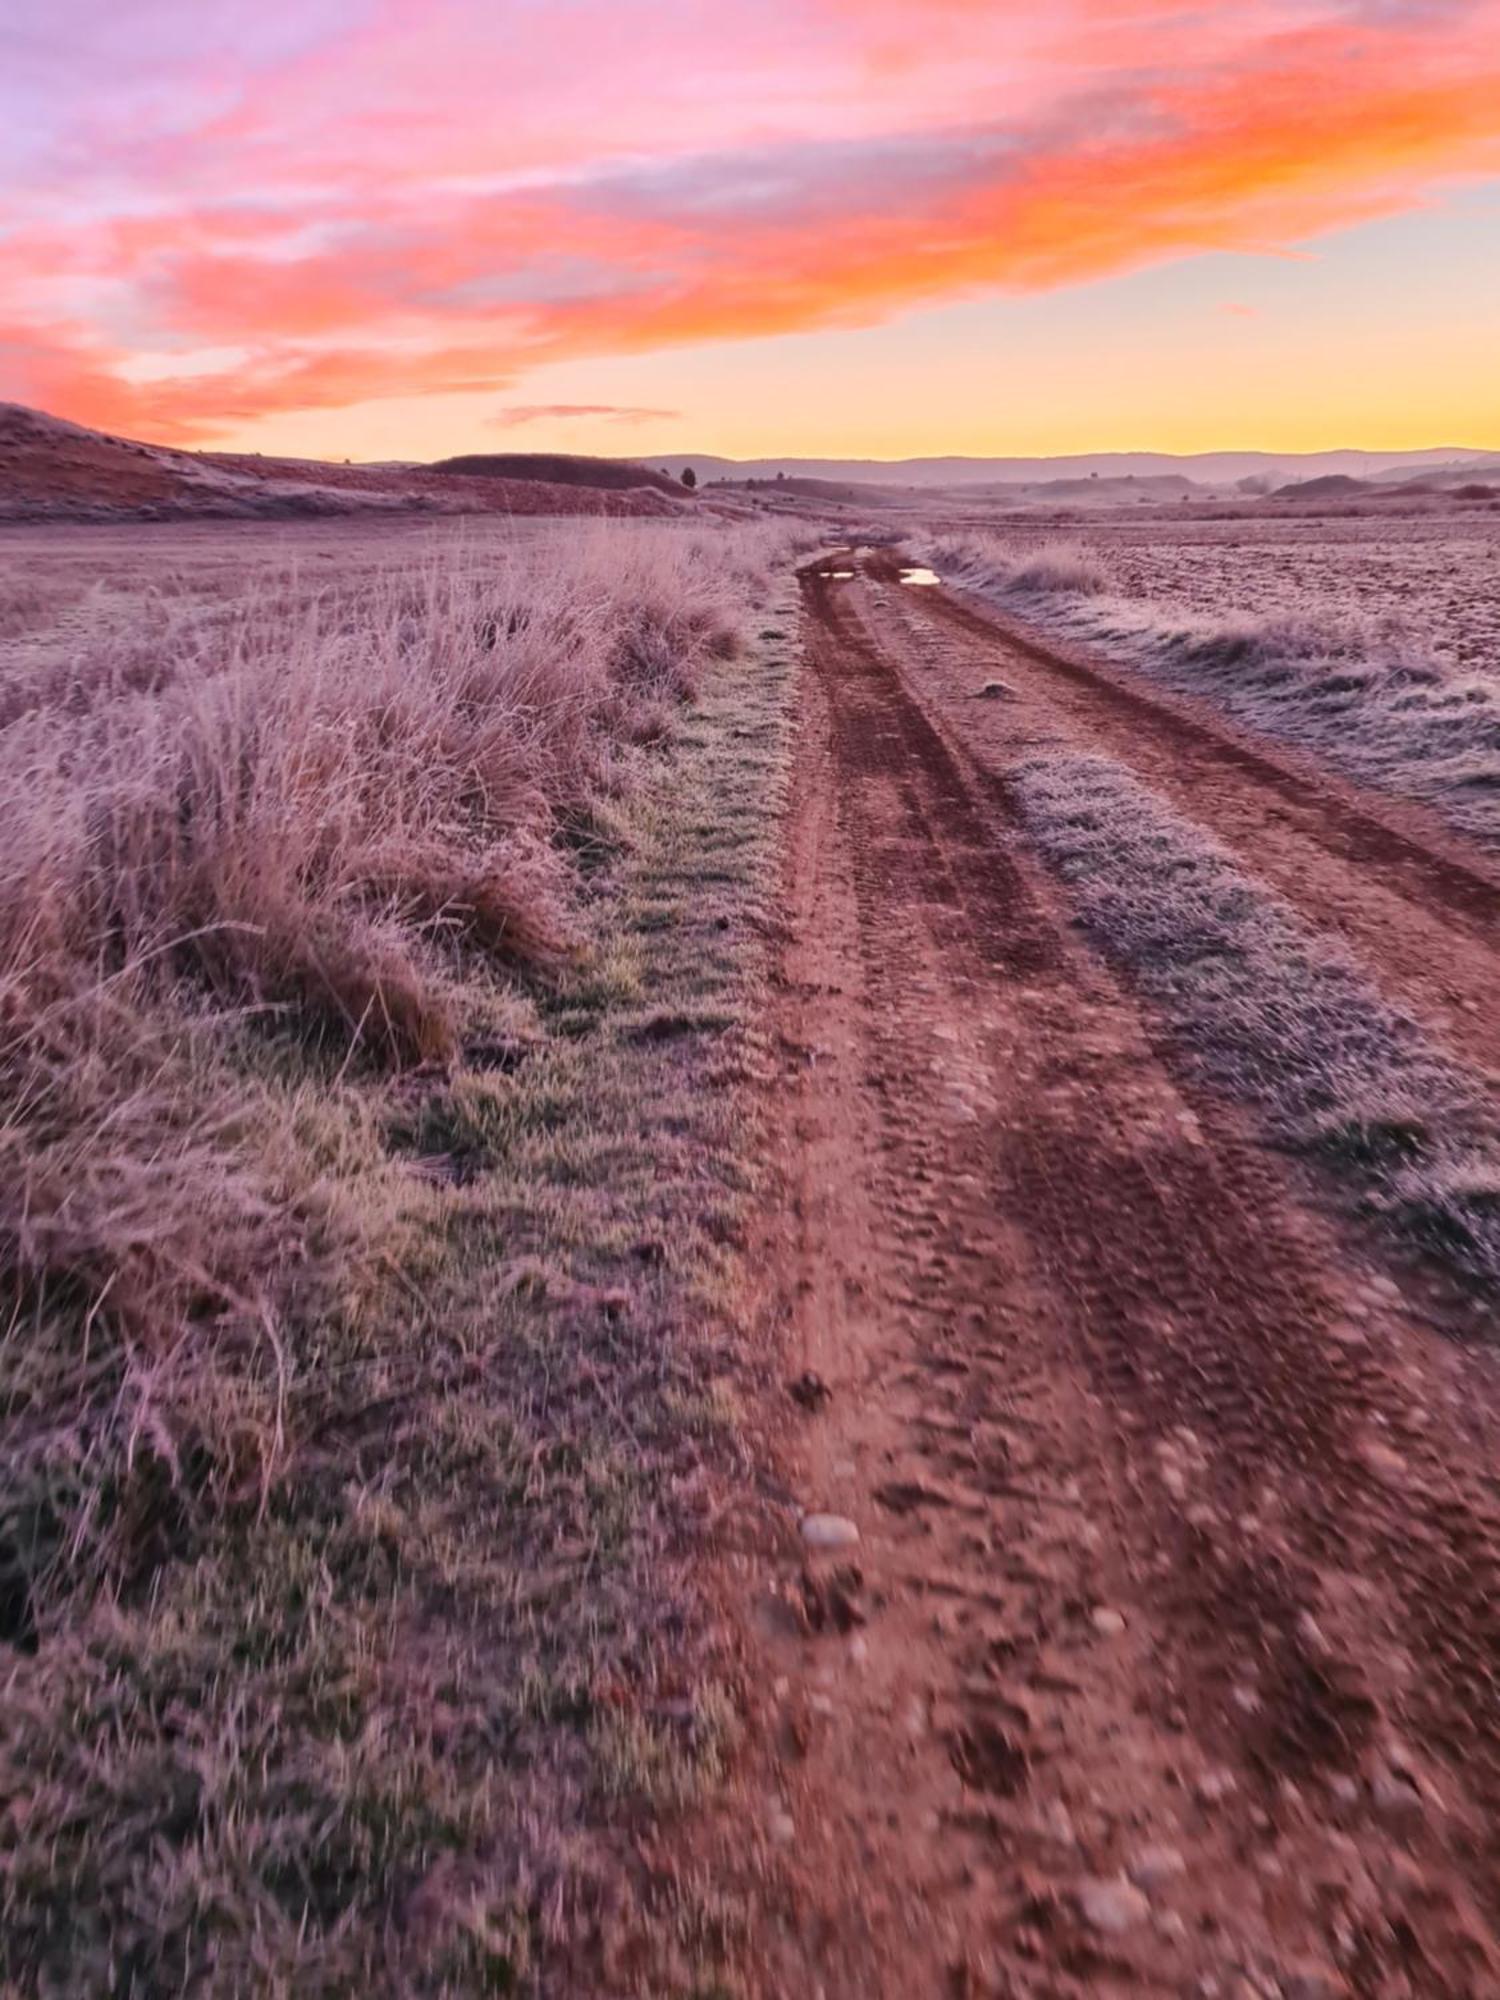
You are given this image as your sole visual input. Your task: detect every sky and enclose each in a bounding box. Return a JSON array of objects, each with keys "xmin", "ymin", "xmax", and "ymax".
[{"xmin": 2, "ymin": 0, "xmax": 1499, "ymax": 460}]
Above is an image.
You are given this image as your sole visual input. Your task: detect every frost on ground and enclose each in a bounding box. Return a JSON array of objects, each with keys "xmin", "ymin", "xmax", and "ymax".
[
  {"xmin": 1015, "ymin": 752, "xmax": 1500, "ymax": 1288},
  {"xmin": 935, "ymin": 516, "xmax": 1500, "ymax": 848},
  {"xmin": 0, "ymin": 515, "xmax": 807, "ymax": 1992}
]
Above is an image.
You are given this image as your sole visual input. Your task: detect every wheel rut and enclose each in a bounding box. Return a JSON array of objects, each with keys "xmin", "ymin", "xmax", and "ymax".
[
  {"xmin": 731, "ymin": 554, "xmax": 1500, "ymax": 1998},
  {"xmin": 872, "ymin": 555, "xmax": 1500, "ymax": 1080}
]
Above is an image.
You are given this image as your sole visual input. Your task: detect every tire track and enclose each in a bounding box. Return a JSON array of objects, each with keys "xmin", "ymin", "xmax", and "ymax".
[
  {"xmin": 867, "ymin": 554, "xmax": 1500, "ymax": 1081},
  {"xmin": 736, "ymin": 556, "xmax": 1500, "ymax": 1998}
]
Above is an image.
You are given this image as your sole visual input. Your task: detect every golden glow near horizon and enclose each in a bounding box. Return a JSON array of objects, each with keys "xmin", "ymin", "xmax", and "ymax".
[{"xmin": 4, "ymin": 0, "xmax": 1500, "ymax": 458}]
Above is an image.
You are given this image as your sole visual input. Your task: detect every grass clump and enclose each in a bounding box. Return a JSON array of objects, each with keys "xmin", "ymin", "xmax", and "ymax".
[
  {"xmin": 932, "ymin": 532, "xmax": 1111, "ymax": 598},
  {"xmin": 1015, "ymin": 752, "xmax": 1500, "ymax": 1289}
]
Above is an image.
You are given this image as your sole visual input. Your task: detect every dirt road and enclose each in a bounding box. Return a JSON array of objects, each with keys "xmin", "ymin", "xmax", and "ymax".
[{"xmin": 734, "ymin": 550, "xmax": 1500, "ymax": 1997}]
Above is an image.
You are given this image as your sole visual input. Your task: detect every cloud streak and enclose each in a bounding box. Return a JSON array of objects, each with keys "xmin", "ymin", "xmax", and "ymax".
[
  {"xmin": 490, "ymin": 403, "xmax": 680, "ymax": 427},
  {"xmin": 2, "ymin": 0, "xmax": 1498, "ymax": 440}
]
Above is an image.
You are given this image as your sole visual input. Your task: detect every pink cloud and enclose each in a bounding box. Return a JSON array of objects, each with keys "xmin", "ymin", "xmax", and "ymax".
[
  {"xmin": 490, "ymin": 403, "xmax": 681, "ymax": 427},
  {"xmin": 2, "ymin": 0, "xmax": 1498, "ymax": 440}
]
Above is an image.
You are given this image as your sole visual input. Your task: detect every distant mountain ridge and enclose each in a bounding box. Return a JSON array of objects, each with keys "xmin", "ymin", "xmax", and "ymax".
[{"xmin": 650, "ymin": 447, "xmax": 1498, "ymax": 490}]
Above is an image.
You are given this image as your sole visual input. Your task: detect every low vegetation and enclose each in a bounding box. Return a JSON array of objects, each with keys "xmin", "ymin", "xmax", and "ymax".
[
  {"xmin": 0, "ymin": 519, "xmax": 804, "ymax": 1991},
  {"xmin": 936, "ymin": 530, "xmax": 1500, "ymax": 847},
  {"xmin": 1015, "ymin": 752, "xmax": 1500, "ymax": 1288}
]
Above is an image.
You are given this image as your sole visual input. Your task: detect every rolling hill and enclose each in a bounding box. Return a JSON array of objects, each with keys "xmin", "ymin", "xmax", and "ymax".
[{"xmin": 0, "ymin": 404, "xmax": 686, "ymax": 523}]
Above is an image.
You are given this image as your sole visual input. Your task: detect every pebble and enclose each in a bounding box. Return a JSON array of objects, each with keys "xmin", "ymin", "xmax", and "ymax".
[
  {"xmin": 1092, "ymin": 1607, "xmax": 1128, "ymax": 1637},
  {"xmin": 801, "ymin": 1512, "xmax": 860, "ymax": 1550},
  {"xmin": 767, "ymin": 1809, "xmax": 796, "ymax": 1844},
  {"xmin": 1129, "ymin": 1844, "xmax": 1187, "ymax": 1889},
  {"xmin": 1281, "ymin": 1967, "xmax": 1343, "ymax": 2000},
  {"xmin": 1077, "ymin": 1876, "xmax": 1151, "ymax": 1934},
  {"xmin": 1196, "ymin": 1768, "xmax": 1238, "ymax": 1804},
  {"xmin": 1371, "ymin": 1767, "xmax": 1425, "ymax": 1816},
  {"xmin": 1296, "ymin": 1611, "xmax": 1330, "ymax": 1655},
  {"xmin": 1360, "ymin": 1441, "xmax": 1407, "ymax": 1484}
]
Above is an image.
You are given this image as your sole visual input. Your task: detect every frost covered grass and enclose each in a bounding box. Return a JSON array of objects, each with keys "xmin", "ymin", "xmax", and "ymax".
[
  {"xmin": 1016, "ymin": 752, "xmax": 1500, "ymax": 1289},
  {"xmin": 0, "ymin": 517, "xmax": 804, "ymax": 1992},
  {"xmin": 936, "ymin": 525, "xmax": 1500, "ymax": 848}
]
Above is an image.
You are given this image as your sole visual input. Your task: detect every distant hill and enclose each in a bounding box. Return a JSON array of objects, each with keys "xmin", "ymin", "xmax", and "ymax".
[
  {"xmin": 655, "ymin": 446, "xmax": 1497, "ymax": 491},
  {"xmin": 0, "ymin": 404, "xmax": 685, "ymax": 524},
  {"xmin": 1267, "ymin": 464, "xmax": 1500, "ymax": 507},
  {"xmin": 431, "ymin": 452, "xmax": 685, "ymax": 497},
  {"xmin": 1269, "ymin": 474, "xmax": 1371, "ymax": 502}
]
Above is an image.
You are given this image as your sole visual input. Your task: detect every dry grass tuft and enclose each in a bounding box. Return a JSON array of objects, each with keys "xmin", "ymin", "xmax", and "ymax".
[
  {"xmin": 1015, "ymin": 752, "xmax": 1500, "ymax": 1288},
  {"xmin": 933, "ymin": 533, "xmax": 1111, "ymax": 598}
]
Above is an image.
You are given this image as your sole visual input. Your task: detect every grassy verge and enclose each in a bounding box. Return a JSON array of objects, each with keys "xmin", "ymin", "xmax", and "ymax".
[
  {"xmin": 934, "ymin": 530, "xmax": 1500, "ymax": 849},
  {"xmin": 0, "ymin": 541, "xmax": 803, "ymax": 1994},
  {"xmin": 1014, "ymin": 752, "xmax": 1500, "ymax": 1293}
]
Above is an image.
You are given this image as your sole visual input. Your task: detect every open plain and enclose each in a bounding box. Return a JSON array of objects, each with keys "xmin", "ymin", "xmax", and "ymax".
[{"xmin": 4, "ymin": 496, "xmax": 1500, "ymax": 1996}]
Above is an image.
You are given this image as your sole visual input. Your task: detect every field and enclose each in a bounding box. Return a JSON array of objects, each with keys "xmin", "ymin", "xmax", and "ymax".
[
  {"xmin": 8, "ymin": 502, "xmax": 1500, "ymax": 1997},
  {"xmin": 0, "ymin": 515, "xmax": 806, "ymax": 1992},
  {"xmin": 933, "ymin": 511, "xmax": 1500, "ymax": 843}
]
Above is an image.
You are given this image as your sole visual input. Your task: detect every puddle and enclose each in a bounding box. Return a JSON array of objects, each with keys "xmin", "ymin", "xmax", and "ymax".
[{"xmin": 900, "ymin": 566, "xmax": 941, "ymax": 587}]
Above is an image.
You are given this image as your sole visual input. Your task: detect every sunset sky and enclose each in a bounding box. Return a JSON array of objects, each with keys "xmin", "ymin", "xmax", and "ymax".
[{"xmin": 3, "ymin": 0, "xmax": 1500, "ymax": 460}]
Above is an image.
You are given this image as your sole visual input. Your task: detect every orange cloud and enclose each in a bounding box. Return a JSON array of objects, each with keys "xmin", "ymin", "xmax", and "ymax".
[{"xmin": 2, "ymin": 0, "xmax": 1498, "ymax": 441}]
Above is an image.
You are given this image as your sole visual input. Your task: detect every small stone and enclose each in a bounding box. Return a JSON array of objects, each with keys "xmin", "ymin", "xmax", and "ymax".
[
  {"xmin": 1077, "ymin": 1876, "xmax": 1151, "ymax": 1934},
  {"xmin": 1327, "ymin": 1774, "xmax": 1359, "ymax": 1805},
  {"xmin": 1281, "ymin": 1965, "xmax": 1343, "ymax": 2000},
  {"xmin": 1196, "ymin": 1768, "xmax": 1238, "ymax": 1805},
  {"xmin": 1092, "ymin": 1607, "xmax": 1127, "ymax": 1637},
  {"xmin": 801, "ymin": 1512, "xmax": 860, "ymax": 1550},
  {"xmin": 1360, "ymin": 1441, "xmax": 1407, "ymax": 1484},
  {"xmin": 1129, "ymin": 1844, "xmax": 1187, "ymax": 1890},
  {"xmin": 1296, "ymin": 1611, "xmax": 1330, "ymax": 1655},
  {"xmin": 975, "ymin": 679, "xmax": 1015, "ymax": 700},
  {"xmin": 1371, "ymin": 1767, "xmax": 1425, "ymax": 1816},
  {"xmin": 767, "ymin": 1809, "xmax": 796, "ymax": 1844}
]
